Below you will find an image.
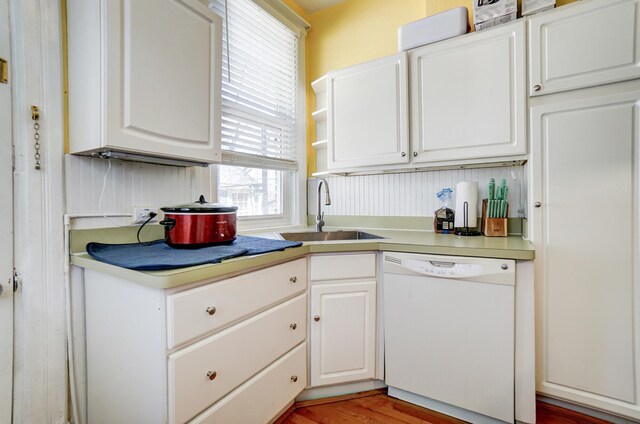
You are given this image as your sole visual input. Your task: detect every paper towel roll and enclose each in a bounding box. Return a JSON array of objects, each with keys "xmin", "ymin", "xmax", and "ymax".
[{"xmin": 454, "ymin": 181, "xmax": 478, "ymax": 228}]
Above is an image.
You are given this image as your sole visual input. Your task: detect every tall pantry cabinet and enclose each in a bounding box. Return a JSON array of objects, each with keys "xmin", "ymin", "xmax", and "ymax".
[{"xmin": 529, "ymin": 0, "xmax": 640, "ymax": 420}]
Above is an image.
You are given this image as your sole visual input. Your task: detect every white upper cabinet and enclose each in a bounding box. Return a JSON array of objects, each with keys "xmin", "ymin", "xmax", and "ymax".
[
  {"xmin": 67, "ymin": 0, "xmax": 222, "ymax": 164},
  {"xmin": 410, "ymin": 20, "xmax": 526, "ymax": 163},
  {"xmin": 327, "ymin": 54, "xmax": 410, "ymax": 169},
  {"xmin": 529, "ymin": 0, "xmax": 640, "ymax": 96}
]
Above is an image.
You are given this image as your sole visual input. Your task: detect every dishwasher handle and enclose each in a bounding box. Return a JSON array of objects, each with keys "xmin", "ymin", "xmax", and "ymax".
[{"xmin": 429, "ymin": 261, "xmax": 455, "ymax": 268}]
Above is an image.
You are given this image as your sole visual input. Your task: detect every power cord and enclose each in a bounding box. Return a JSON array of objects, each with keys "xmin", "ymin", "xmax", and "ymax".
[{"xmin": 136, "ymin": 212, "xmax": 159, "ymax": 246}]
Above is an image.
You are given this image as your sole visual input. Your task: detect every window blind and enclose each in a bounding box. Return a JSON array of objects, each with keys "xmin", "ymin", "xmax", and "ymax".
[{"xmin": 209, "ymin": 0, "xmax": 299, "ymax": 171}]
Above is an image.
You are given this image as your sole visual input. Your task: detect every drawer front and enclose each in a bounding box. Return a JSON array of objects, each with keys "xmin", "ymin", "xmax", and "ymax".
[
  {"xmin": 167, "ymin": 258, "xmax": 307, "ymax": 348},
  {"xmin": 190, "ymin": 342, "xmax": 307, "ymax": 424},
  {"xmin": 310, "ymin": 253, "xmax": 376, "ymax": 281},
  {"xmin": 169, "ymin": 294, "xmax": 306, "ymax": 424}
]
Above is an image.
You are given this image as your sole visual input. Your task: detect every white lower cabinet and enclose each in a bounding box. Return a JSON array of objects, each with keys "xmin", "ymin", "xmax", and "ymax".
[
  {"xmin": 190, "ymin": 342, "xmax": 307, "ymax": 424},
  {"xmin": 531, "ymin": 80, "xmax": 640, "ymax": 420},
  {"xmin": 169, "ymin": 294, "xmax": 306, "ymax": 423},
  {"xmin": 83, "ymin": 258, "xmax": 307, "ymax": 424},
  {"xmin": 309, "ymin": 253, "xmax": 377, "ymax": 387}
]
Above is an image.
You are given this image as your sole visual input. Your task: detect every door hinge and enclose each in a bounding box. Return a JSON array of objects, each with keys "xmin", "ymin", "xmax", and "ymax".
[
  {"xmin": 0, "ymin": 57, "xmax": 8, "ymax": 84},
  {"xmin": 12, "ymin": 270, "xmax": 20, "ymax": 293}
]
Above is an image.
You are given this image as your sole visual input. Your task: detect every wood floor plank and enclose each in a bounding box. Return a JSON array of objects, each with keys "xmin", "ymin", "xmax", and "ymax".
[
  {"xmin": 536, "ymin": 401, "xmax": 612, "ymax": 424},
  {"xmin": 280, "ymin": 393, "xmax": 614, "ymax": 424}
]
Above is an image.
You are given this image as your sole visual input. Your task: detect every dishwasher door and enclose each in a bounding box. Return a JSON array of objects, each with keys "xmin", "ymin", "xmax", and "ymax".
[{"xmin": 383, "ymin": 252, "xmax": 515, "ymax": 423}]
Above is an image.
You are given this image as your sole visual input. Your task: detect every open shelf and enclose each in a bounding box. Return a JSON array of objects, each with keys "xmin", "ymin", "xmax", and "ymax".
[{"xmin": 312, "ymin": 108, "xmax": 327, "ymax": 122}]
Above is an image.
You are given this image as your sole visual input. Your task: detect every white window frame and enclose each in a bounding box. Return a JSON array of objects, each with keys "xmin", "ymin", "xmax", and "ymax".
[{"xmin": 212, "ymin": 0, "xmax": 308, "ymax": 230}]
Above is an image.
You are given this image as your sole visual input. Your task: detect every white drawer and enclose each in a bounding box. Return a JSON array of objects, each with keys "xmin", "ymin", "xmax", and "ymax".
[
  {"xmin": 169, "ymin": 294, "xmax": 306, "ymax": 424},
  {"xmin": 167, "ymin": 258, "xmax": 307, "ymax": 348},
  {"xmin": 310, "ymin": 253, "xmax": 376, "ymax": 281},
  {"xmin": 190, "ymin": 342, "xmax": 307, "ymax": 424}
]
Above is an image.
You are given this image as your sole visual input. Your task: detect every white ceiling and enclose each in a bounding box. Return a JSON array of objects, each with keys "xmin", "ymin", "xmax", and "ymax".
[{"xmin": 294, "ymin": 0, "xmax": 346, "ymax": 14}]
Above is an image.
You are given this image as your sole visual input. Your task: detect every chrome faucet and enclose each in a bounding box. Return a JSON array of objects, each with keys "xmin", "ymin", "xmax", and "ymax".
[{"xmin": 315, "ymin": 178, "xmax": 331, "ymax": 232}]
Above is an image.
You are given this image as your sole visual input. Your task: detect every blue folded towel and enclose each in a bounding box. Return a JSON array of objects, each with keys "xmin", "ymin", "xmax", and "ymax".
[{"xmin": 86, "ymin": 235, "xmax": 302, "ymax": 271}]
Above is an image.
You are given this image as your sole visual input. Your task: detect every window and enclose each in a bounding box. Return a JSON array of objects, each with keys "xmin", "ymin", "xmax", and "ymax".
[{"xmin": 209, "ymin": 0, "xmax": 306, "ymax": 227}]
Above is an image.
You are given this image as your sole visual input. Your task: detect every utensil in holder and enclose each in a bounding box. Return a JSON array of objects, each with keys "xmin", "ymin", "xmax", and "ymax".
[{"xmin": 481, "ymin": 199, "xmax": 508, "ymax": 237}]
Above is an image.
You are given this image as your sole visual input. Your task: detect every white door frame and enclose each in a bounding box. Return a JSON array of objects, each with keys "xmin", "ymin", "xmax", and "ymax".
[
  {"xmin": 0, "ymin": 0, "xmax": 15, "ymax": 421},
  {"xmin": 9, "ymin": 0, "xmax": 67, "ymax": 422}
]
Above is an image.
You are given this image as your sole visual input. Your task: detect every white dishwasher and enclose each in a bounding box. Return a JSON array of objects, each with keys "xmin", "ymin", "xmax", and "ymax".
[{"xmin": 383, "ymin": 252, "xmax": 515, "ymax": 424}]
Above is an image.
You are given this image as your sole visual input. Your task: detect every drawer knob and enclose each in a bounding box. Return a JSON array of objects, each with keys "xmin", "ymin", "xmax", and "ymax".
[
  {"xmin": 290, "ymin": 375, "xmax": 298, "ymax": 383},
  {"xmin": 401, "ymin": 152, "xmax": 406, "ymax": 157},
  {"xmin": 289, "ymin": 276, "xmax": 297, "ymax": 283},
  {"xmin": 313, "ymin": 315, "xmax": 320, "ymax": 322},
  {"xmin": 205, "ymin": 306, "xmax": 217, "ymax": 316},
  {"xmin": 290, "ymin": 323, "xmax": 297, "ymax": 330},
  {"xmin": 534, "ymin": 201, "xmax": 542, "ymax": 208},
  {"xmin": 533, "ymin": 84, "xmax": 542, "ymax": 92},
  {"xmin": 501, "ymin": 264, "xmax": 509, "ymax": 270},
  {"xmin": 207, "ymin": 371, "xmax": 217, "ymax": 381},
  {"xmin": 413, "ymin": 151, "xmax": 418, "ymax": 157}
]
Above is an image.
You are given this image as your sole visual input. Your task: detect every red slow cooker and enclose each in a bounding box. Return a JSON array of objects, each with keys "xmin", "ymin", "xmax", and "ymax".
[{"xmin": 160, "ymin": 195, "xmax": 238, "ymax": 248}]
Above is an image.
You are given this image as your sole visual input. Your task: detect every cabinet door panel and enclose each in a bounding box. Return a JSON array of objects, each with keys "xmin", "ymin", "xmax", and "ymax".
[
  {"xmin": 310, "ymin": 281, "xmax": 376, "ymax": 386},
  {"xmin": 531, "ymin": 84, "xmax": 640, "ymax": 418},
  {"xmin": 529, "ymin": 0, "xmax": 640, "ymax": 96},
  {"xmin": 327, "ymin": 54, "xmax": 409, "ymax": 169},
  {"xmin": 411, "ymin": 21, "xmax": 526, "ymax": 163},
  {"xmin": 106, "ymin": 0, "xmax": 221, "ymax": 162}
]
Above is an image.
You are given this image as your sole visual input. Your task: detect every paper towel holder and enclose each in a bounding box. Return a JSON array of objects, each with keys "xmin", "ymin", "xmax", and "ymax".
[{"xmin": 456, "ymin": 201, "xmax": 481, "ymax": 236}]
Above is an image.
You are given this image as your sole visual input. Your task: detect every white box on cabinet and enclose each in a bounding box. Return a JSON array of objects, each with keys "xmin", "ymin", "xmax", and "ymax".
[{"xmin": 397, "ymin": 7, "xmax": 469, "ymax": 51}]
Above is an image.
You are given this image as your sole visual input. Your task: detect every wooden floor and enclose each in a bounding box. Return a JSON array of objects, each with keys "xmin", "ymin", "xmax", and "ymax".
[{"xmin": 277, "ymin": 392, "xmax": 614, "ymax": 424}]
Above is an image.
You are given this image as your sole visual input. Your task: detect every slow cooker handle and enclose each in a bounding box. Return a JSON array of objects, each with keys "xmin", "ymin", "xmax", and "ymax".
[{"xmin": 159, "ymin": 218, "xmax": 176, "ymax": 231}]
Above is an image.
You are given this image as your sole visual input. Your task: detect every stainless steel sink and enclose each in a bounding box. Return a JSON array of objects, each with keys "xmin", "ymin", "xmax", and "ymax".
[{"xmin": 279, "ymin": 230, "xmax": 385, "ymax": 242}]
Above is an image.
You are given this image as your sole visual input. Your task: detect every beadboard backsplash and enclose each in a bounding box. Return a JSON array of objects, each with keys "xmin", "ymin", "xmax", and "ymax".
[
  {"xmin": 65, "ymin": 155, "xmax": 212, "ymax": 229},
  {"xmin": 307, "ymin": 165, "xmax": 528, "ymax": 219}
]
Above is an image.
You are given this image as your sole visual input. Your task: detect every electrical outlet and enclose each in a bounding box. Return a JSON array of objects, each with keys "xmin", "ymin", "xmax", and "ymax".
[{"xmin": 132, "ymin": 207, "xmax": 159, "ymax": 225}]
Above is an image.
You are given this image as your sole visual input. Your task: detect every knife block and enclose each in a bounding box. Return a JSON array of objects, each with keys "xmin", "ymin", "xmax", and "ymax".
[{"xmin": 481, "ymin": 199, "xmax": 508, "ymax": 237}]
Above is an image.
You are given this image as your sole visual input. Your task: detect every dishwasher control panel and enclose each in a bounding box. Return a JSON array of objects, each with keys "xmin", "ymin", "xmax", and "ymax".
[
  {"xmin": 383, "ymin": 252, "xmax": 515, "ymax": 285},
  {"xmin": 405, "ymin": 259, "xmax": 484, "ymax": 278}
]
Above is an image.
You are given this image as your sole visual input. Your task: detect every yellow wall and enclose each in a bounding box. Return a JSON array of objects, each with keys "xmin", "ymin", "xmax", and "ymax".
[{"xmin": 302, "ymin": 0, "xmax": 578, "ymax": 175}]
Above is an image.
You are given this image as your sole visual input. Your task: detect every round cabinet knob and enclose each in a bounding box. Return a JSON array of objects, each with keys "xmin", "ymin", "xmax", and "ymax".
[
  {"xmin": 413, "ymin": 151, "xmax": 418, "ymax": 157},
  {"xmin": 313, "ymin": 315, "xmax": 320, "ymax": 322},
  {"xmin": 501, "ymin": 264, "xmax": 509, "ymax": 270},
  {"xmin": 291, "ymin": 375, "xmax": 298, "ymax": 383},
  {"xmin": 205, "ymin": 306, "xmax": 217, "ymax": 316},
  {"xmin": 533, "ymin": 84, "xmax": 542, "ymax": 92},
  {"xmin": 401, "ymin": 152, "xmax": 406, "ymax": 157},
  {"xmin": 534, "ymin": 201, "xmax": 542, "ymax": 208},
  {"xmin": 206, "ymin": 371, "xmax": 217, "ymax": 381},
  {"xmin": 289, "ymin": 276, "xmax": 297, "ymax": 283},
  {"xmin": 290, "ymin": 323, "xmax": 297, "ymax": 330}
]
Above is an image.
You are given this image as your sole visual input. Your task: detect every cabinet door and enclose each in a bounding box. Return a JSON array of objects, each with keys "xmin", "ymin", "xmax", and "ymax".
[
  {"xmin": 104, "ymin": 0, "xmax": 222, "ymax": 162},
  {"xmin": 530, "ymin": 82, "xmax": 640, "ymax": 420},
  {"xmin": 327, "ymin": 54, "xmax": 409, "ymax": 169},
  {"xmin": 410, "ymin": 21, "xmax": 526, "ymax": 163},
  {"xmin": 310, "ymin": 281, "xmax": 376, "ymax": 387},
  {"xmin": 529, "ymin": 0, "xmax": 640, "ymax": 97}
]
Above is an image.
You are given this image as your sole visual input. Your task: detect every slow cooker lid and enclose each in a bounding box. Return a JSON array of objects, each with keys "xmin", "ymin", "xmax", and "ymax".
[{"xmin": 161, "ymin": 195, "xmax": 238, "ymax": 213}]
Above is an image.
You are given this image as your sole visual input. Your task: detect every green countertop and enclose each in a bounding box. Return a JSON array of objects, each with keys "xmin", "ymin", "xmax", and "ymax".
[{"xmin": 70, "ymin": 226, "xmax": 534, "ymax": 289}]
